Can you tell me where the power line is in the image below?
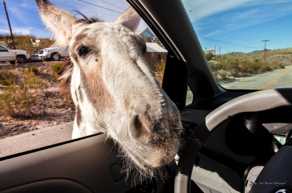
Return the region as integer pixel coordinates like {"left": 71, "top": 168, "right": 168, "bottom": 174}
{"left": 96, "top": 0, "right": 125, "bottom": 11}
{"left": 76, "top": 0, "right": 123, "bottom": 13}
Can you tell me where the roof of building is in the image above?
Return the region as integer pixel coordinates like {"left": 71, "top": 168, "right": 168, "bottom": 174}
{"left": 146, "top": 42, "right": 168, "bottom": 53}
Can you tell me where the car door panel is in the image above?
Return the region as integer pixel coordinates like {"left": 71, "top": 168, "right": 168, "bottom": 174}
{"left": 0, "top": 134, "right": 129, "bottom": 193}
{"left": 1, "top": 179, "right": 92, "bottom": 193}
{"left": 0, "top": 47, "right": 8, "bottom": 61}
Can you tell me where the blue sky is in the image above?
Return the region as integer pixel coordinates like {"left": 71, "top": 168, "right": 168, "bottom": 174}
{"left": 1, "top": 0, "right": 292, "bottom": 53}
{"left": 183, "top": 0, "right": 292, "bottom": 53}
{"left": 0, "top": 0, "right": 128, "bottom": 37}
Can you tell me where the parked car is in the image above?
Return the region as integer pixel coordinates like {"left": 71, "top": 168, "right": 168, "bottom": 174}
{"left": 31, "top": 46, "right": 68, "bottom": 61}
{"left": 0, "top": 45, "right": 29, "bottom": 63}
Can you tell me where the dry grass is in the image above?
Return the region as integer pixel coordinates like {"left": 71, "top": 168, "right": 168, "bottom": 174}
{"left": 207, "top": 52, "right": 286, "bottom": 81}
{"left": 51, "top": 62, "right": 66, "bottom": 76}
{"left": 0, "top": 71, "right": 18, "bottom": 86}
{"left": 0, "top": 68, "right": 47, "bottom": 118}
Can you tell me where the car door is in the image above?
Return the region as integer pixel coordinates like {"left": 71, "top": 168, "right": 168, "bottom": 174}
{"left": 0, "top": 133, "right": 130, "bottom": 193}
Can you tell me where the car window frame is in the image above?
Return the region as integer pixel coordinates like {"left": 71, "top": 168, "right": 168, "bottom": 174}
{"left": 0, "top": 46, "right": 8, "bottom": 52}
{"left": 0, "top": 0, "right": 181, "bottom": 159}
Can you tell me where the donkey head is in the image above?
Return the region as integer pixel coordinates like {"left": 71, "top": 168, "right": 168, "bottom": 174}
{"left": 36, "top": 0, "right": 183, "bottom": 173}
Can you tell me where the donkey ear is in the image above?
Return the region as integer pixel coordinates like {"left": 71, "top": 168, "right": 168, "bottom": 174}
{"left": 116, "top": 8, "right": 141, "bottom": 31}
{"left": 36, "top": 0, "right": 77, "bottom": 46}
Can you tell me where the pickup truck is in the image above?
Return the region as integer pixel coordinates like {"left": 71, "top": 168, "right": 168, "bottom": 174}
{"left": 31, "top": 46, "right": 68, "bottom": 61}
{"left": 0, "top": 45, "right": 29, "bottom": 63}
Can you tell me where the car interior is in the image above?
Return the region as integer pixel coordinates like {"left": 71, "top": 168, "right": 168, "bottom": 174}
{"left": 0, "top": 0, "right": 292, "bottom": 193}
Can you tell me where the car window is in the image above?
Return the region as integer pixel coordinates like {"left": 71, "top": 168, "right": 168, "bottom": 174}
{"left": 0, "top": 46, "right": 8, "bottom": 52}
{"left": 0, "top": 0, "right": 167, "bottom": 158}
{"left": 181, "top": 0, "right": 292, "bottom": 90}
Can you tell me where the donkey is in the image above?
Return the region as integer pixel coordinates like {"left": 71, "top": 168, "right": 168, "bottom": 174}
{"left": 36, "top": 0, "right": 183, "bottom": 175}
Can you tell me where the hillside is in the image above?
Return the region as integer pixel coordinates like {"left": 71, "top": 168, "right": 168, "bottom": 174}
{"left": 0, "top": 35, "right": 54, "bottom": 54}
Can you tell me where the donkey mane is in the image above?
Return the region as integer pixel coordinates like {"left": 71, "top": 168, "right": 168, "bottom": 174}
{"left": 74, "top": 10, "right": 101, "bottom": 24}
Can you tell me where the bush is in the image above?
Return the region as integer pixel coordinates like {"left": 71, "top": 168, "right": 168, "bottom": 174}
{"left": 51, "top": 63, "right": 65, "bottom": 75}
{"left": 0, "top": 71, "right": 18, "bottom": 86}
{"left": 0, "top": 69, "right": 46, "bottom": 118}
{"left": 205, "top": 52, "right": 215, "bottom": 61}
{"left": 209, "top": 55, "right": 284, "bottom": 81}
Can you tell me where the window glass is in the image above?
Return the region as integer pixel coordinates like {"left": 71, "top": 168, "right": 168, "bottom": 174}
{"left": 181, "top": 0, "right": 292, "bottom": 90}
{"left": 0, "top": 0, "right": 167, "bottom": 157}
{"left": 0, "top": 46, "right": 8, "bottom": 51}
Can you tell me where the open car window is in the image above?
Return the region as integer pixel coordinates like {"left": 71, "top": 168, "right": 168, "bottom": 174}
{"left": 181, "top": 0, "right": 292, "bottom": 90}
{"left": 0, "top": 0, "right": 167, "bottom": 158}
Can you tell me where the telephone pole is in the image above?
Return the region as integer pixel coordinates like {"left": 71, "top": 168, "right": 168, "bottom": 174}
{"left": 262, "top": 40, "right": 270, "bottom": 51}
{"left": 3, "top": 0, "right": 16, "bottom": 49}
{"left": 262, "top": 40, "right": 270, "bottom": 62}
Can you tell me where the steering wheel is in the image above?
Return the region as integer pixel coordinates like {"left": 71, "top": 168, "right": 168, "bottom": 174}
{"left": 175, "top": 89, "right": 292, "bottom": 193}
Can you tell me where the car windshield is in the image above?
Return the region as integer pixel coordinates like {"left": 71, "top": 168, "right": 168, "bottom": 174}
{"left": 181, "top": 0, "right": 292, "bottom": 90}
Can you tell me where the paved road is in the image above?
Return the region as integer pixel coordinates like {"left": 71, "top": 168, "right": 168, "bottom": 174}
{"left": 223, "top": 65, "right": 292, "bottom": 90}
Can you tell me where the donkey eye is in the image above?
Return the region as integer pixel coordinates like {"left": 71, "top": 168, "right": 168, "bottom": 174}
{"left": 77, "top": 45, "right": 91, "bottom": 57}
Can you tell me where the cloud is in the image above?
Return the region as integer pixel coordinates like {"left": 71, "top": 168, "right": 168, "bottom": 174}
{"left": 0, "top": 26, "right": 50, "bottom": 38}
{"left": 51, "top": 0, "right": 128, "bottom": 21}
{"left": 0, "top": 0, "right": 131, "bottom": 38}
{"left": 201, "top": 1, "right": 292, "bottom": 38}
{"left": 182, "top": 0, "right": 252, "bottom": 22}
{"left": 0, "top": 27, "right": 33, "bottom": 35}
{"left": 243, "top": 0, "right": 292, "bottom": 6}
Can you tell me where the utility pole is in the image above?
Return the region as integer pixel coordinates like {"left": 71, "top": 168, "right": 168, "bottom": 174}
{"left": 262, "top": 40, "right": 270, "bottom": 62}
{"left": 3, "top": 0, "right": 16, "bottom": 49}
{"left": 262, "top": 40, "right": 270, "bottom": 50}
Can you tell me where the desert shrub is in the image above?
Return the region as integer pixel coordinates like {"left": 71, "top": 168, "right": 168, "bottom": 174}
{"left": 0, "top": 85, "right": 36, "bottom": 118}
{"left": 30, "top": 66, "right": 39, "bottom": 75}
{"left": 205, "top": 52, "right": 215, "bottom": 61}
{"left": 22, "top": 68, "right": 46, "bottom": 89}
{"left": 0, "top": 69, "right": 46, "bottom": 118}
{"left": 0, "top": 71, "right": 18, "bottom": 86}
{"left": 51, "top": 62, "right": 66, "bottom": 76}
{"left": 209, "top": 55, "right": 284, "bottom": 81}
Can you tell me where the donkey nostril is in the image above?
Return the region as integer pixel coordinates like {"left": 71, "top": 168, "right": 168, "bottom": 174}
{"left": 130, "top": 114, "right": 151, "bottom": 140}
{"left": 131, "top": 115, "right": 143, "bottom": 138}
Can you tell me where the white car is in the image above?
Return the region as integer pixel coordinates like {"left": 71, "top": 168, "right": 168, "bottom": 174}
{"left": 31, "top": 46, "right": 68, "bottom": 61}
{"left": 0, "top": 45, "right": 29, "bottom": 64}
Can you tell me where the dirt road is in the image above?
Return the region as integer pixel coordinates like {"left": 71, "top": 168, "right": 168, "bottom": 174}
{"left": 223, "top": 65, "right": 292, "bottom": 90}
